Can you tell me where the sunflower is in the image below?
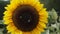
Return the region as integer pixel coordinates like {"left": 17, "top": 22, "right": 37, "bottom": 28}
{"left": 3, "top": 0, "right": 48, "bottom": 34}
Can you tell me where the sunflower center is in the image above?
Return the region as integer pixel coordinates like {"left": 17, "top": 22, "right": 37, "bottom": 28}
{"left": 12, "top": 5, "right": 39, "bottom": 32}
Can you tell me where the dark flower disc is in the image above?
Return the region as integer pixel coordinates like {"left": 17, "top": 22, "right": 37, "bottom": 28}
{"left": 12, "top": 5, "right": 39, "bottom": 32}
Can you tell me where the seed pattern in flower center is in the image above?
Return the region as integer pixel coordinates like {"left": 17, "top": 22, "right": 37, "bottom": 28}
{"left": 12, "top": 5, "right": 39, "bottom": 32}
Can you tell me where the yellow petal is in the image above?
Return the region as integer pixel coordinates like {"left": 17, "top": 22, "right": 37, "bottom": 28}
{"left": 11, "top": 32, "right": 15, "bottom": 34}
{"left": 39, "top": 22, "right": 47, "bottom": 28}
{"left": 15, "top": 30, "right": 22, "bottom": 34}
{"left": 32, "top": 28, "right": 41, "bottom": 34}
{"left": 7, "top": 23, "right": 16, "bottom": 32}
